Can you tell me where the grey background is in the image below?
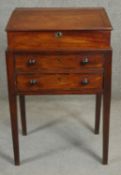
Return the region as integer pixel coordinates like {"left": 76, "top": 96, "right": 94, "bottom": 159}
{"left": 0, "top": 0, "right": 120, "bottom": 98}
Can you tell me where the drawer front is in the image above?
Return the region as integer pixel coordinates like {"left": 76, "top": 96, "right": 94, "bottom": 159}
{"left": 15, "top": 54, "right": 104, "bottom": 73}
{"left": 16, "top": 74, "right": 103, "bottom": 92}
{"left": 8, "top": 31, "right": 110, "bottom": 51}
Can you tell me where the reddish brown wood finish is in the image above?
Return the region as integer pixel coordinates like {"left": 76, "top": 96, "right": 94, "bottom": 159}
{"left": 16, "top": 74, "right": 103, "bottom": 92}
{"left": 5, "top": 8, "right": 112, "bottom": 165}
{"left": 95, "top": 93, "right": 102, "bottom": 134}
{"left": 19, "top": 95, "right": 27, "bottom": 135}
{"left": 6, "top": 51, "right": 20, "bottom": 165}
{"left": 8, "top": 31, "right": 110, "bottom": 51}
{"left": 103, "top": 51, "right": 112, "bottom": 164}
{"left": 15, "top": 53, "right": 104, "bottom": 72}
{"left": 6, "top": 8, "right": 112, "bottom": 31}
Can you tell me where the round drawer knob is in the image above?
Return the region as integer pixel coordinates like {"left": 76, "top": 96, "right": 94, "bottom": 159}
{"left": 55, "top": 31, "right": 63, "bottom": 38}
{"left": 81, "top": 57, "right": 89, "bottom": 65}
{"left": 81, "top": 78, "right": 89, "bottom": 85}
{"left": 28, "top": 59, "right": 36, "bottom": 65}
{"left": 29, "top": 79, "right": 37, "bottom": 85}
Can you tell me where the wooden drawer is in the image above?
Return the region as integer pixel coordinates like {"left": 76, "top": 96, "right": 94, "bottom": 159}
{"left": 15, "top": 53, "right": 104, "bottom": 73}
{"left": 16, "top": 74, "right": 103, "bottom": 93}
{"left": 8, "top": 31, "right": 110, "bottom": 51}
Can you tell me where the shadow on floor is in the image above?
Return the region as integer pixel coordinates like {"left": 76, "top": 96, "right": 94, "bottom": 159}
{"left": 0, "top": 150, "right": 13, "bottom": 164}
{"left": 22, "top": 146, "right": 68, "bottom": 165}
{"left": 27, "top": 118, "right": 64, "bottom": 135}
{"left": 53, "top": 126, "right": 102, "bottom": 164}
{"left": 21, "top": 120, "right": 101, "bottom": 164}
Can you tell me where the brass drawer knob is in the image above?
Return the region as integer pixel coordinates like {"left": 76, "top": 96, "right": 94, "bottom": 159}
{"left": 28, "top": 59, "right": 36, "bottom": 65}
{"left": 81, "top": 78, "right": 89, "bottom": 85}
{"left": 55, "top": 31, "right": 63, "bottom": 38}
{"left": 81, "top": 57, "right": 89, "bottom": 65}
{"left": 29, "top": 79, "right": 37, "bottom": 85}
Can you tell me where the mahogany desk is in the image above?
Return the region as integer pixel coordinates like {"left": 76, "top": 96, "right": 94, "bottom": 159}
{"left": 5, "top": 8, "right": 112, "bottom": 165}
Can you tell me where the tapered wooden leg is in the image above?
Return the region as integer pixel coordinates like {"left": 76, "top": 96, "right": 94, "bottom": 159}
{"left": 9, "top": 94, "right": 20, "bottom": 165}
{"left": 95, "top": 94, "right": 101, "bottom": 134}
{"left": 103, "top": 91, "right": 111, "bottom": 164}
{"left": 6, "top": 51, "right": 20, "bottom": 165}
{"left": 19, "top": 95, "right": 27, "bottom": 136}
{"left": 102, "top": 51, "right": 112, "bottom": 165}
